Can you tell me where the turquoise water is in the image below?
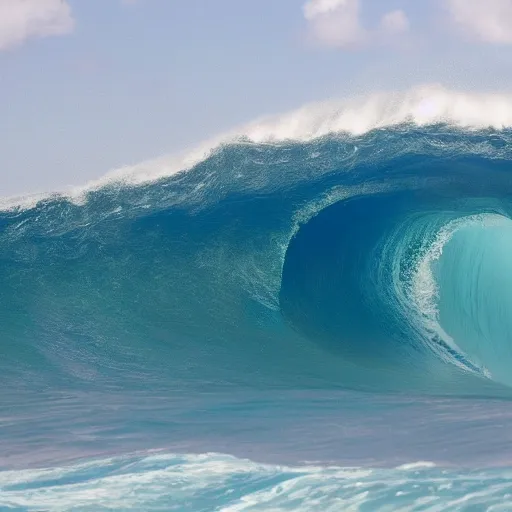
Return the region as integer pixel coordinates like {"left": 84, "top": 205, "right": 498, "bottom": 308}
{"left": 435, "top": 216, "right": 512, "bottom": 387}
{"left": 3, "top": 121, "right": 512, "bottom": 510}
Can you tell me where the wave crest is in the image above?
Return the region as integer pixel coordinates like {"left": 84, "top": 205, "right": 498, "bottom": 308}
{"left": 4, "top": 85, "right": 512, "bottom": 211}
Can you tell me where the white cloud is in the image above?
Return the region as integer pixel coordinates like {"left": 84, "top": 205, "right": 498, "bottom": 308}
{"left": 0, "top": 0, "right": 74, "bottom": 51}
{"left": 303, "top": 0, "right": 409, "bottom": 48}
{"left": 447, "top": 0, "right": 512, "bottom": 44}
{"left": 303, "top": 0, "right": 365, "bottom": 48}
{"left": 380, "top": 9, "right": 409, "bottom": 34}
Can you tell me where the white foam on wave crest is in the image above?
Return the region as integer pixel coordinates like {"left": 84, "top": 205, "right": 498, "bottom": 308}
{"left": 3, "top": 84, "right": 512, "bottom": 211}
{"left": 243, "top": 84, "right": 512, "bottom": 142}
{"left": 2, "top": 451, "right": 512, "bottom": 511}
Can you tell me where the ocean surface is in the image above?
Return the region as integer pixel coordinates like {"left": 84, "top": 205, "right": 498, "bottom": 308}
{"left": 3, "top": 86, "right": 512, "bottom": 510}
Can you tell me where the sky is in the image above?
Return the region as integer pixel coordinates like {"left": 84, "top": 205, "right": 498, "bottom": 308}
{"left": 1, "top": 0, "right": 512, "bottom": 196}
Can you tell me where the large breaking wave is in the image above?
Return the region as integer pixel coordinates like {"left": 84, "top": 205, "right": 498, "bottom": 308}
{"left": 3, "top": 85, "right": 512, "bottom": 509}
{"left": 3, "top": 85, "right": 512, "bottom": 396}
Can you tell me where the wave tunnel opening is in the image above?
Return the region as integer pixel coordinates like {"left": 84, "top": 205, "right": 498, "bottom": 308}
{"left": 279, "top": 184, "right": 512, "bottom": 397}
{"left": 434, "top": 214, "right": 512, "bottom": 388}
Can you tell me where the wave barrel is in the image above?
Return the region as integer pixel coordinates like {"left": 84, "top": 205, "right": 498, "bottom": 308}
{"left": 435, "top": 215, "right": 512, "bottom": 387}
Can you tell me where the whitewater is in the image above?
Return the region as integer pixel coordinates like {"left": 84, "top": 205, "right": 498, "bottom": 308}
{"left": 3, "top": 85, "right": 512, "bottom": 510}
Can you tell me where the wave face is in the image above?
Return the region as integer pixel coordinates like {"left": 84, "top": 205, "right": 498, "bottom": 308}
{"left": 4, "top": 89, "right": 512, "bottom": 509}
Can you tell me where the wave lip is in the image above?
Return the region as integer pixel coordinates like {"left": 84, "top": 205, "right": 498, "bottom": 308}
{"left": 4, "top": 85, "right": 512, "bottom": 211}
{"left": 244, "top": 84, "right": 512, "bottom": 142}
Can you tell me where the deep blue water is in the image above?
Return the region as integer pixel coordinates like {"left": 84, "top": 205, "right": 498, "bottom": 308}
{"left": 3, "top": 125, "right": 512, "bottom": 510}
